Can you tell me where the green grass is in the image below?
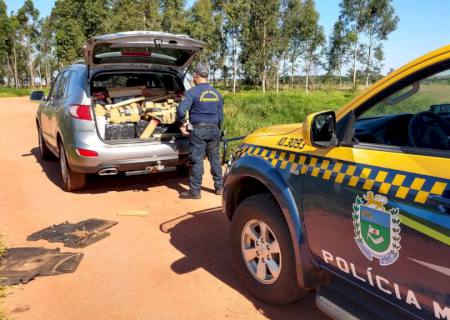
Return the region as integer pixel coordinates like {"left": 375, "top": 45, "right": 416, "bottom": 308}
{"left": 0, "top": 87, "right": 49, "bottom": 97}
{"left": 222, "top": 89, "right": 356, "bottom": 138}
{"left": 220, "top": 89, "right": 357, "bottom": 159}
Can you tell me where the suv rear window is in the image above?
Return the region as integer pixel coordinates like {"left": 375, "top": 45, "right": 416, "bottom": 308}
{"left": 93, "top": 44, "right": 193, "bottom": 66}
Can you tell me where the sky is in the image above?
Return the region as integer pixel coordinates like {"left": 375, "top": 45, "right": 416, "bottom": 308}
{"left": 5, "top": 0, "right": 450, "bottom": 74}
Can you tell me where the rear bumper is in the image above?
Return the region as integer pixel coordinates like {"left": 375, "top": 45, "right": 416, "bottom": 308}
{"left": 66, "top": 131, "right": 189, "bottom": 174}
{"left": 69, "top": 155, "right": 186, "bottom": 174}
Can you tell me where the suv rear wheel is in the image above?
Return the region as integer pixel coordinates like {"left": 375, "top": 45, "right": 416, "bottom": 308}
{"left": 230, "top": 193, "right": 304, "bottom": 305}
{"left": 59, "top": 144, "right": 86, "bottom": 191}
{"left": 38, "top": 126, "right": 53, "bottom": 160}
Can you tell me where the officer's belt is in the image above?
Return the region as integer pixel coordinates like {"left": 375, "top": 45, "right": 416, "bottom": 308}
{"left": 192, "top": 123, "right": 218, "bottom": 128}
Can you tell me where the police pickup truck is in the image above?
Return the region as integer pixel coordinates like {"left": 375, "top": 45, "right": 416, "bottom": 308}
{"left": 222, "top": 46, "right": 450, "bottom": 320}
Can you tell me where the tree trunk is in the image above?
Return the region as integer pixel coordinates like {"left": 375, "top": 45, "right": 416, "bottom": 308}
{"left": 276, "top": 64, "right": 279, "bottom": 93}
{"left": 290, "top": 53, "right": 295, "bottom": 88}
{"left": 261, "top": 24, "right": 266, "bottom": 93}
{"left": 45, "top": 58, "right": 50, "bottom": 87}
{"left": 352, "top": 38, "right": 358, "bottom": 91}
{"left": 223, "top": 69, "right": 227, "bottom": 88}
{"left": 305, "top": 57, "right": 310, "bottom": 93}
{"left": 37, "top": 64, "right": 42, "bottom": 88}
{"left": 13, "top": 40, "right": 19, "bottom": 88}
{"left": 232, "top": 34, "right": 237, "bottom": 94}
{"left": 211, "top": 66, "right": 216, "bottom": 86}
{"left": 6, "top": 55, "right": 13, "bottom": 87}
{"left": 365, "top": 33, "right": 373, "bottom": 90}
{"left": 28, "top": 28, "right": 34, "bottom": 88}
{"left": 262, "top": 72, "right": 266, "bottom": 93}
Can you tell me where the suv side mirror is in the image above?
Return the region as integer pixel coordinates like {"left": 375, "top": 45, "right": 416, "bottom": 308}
{"left": 302, "top": 111, "right": 337, "bottom": 148}
{"left": 30, "top": 90, "right": 45, "bottom": 101}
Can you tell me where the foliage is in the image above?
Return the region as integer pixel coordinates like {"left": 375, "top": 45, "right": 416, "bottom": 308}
{"left": 240, "top": 0, "right": 281, "bottom": 92}
{"left": 107, "top": 0, "right": 162, "bottom": 32}
{"left": 186, "top": 0, "right": 224, "bottom": 84}
{"left": 222, "top": 89, "right": 356, "bottom": 138}
{"left": 161, "top": 0, "right": 186, "bottom": 33}
{"left": 338, "top": 0, "right": 398, "bottom": 90}
{"left": 326, "top": 18, "right": 351, "bottom": 86}
{"left": 0, "top": 0, "right": 398, "bottom": 91}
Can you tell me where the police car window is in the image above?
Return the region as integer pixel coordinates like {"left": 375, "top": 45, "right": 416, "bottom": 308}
{"left": 353, "top": 68, "right": 450, "bottom": 151}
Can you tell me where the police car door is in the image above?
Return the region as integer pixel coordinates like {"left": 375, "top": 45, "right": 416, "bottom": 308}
{"left": 302, "top": 65, "right": 450, "bottom": 319}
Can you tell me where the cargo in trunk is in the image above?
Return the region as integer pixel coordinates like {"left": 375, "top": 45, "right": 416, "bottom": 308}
{"left": 91, "top": 72, "right": 185, "bottom": 142}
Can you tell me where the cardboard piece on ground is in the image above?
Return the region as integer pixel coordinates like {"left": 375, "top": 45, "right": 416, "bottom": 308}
{"left": 118, "top": 210, "right": 149, "bottom": 217}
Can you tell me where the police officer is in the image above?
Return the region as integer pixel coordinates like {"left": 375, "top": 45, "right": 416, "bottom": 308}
{"left": 177, "top": 63, "right": 224, "bottom": 199}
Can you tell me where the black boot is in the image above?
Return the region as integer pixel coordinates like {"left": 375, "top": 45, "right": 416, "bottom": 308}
{"left": 180, "top": 190, "right": 201, "bottom": 199}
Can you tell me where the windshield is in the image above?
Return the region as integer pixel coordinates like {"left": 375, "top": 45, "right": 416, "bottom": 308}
{"left": 93, "top": 44, "right": 194, "bottom": 66}
{"left": 359, "top": 69, "right": 450, "bottom": 119}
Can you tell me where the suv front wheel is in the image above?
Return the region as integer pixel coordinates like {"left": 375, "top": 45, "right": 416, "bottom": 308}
{"left": 230, "top": 193, "right": 304, "bottom": 305}
{"left": 59, "top": 144, "right": 86, "bottom": 191}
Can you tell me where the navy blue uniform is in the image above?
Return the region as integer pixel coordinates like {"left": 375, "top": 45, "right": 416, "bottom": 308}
{"left": 177, "top": 83, "right": 224, "bottom": 194}
{"left": 177, "top": 83, "right": 223, "bottom": 125}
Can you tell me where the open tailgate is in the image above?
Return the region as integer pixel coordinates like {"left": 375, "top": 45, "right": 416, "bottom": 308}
{"left": 82, "top": 31, "right": 205, "bottom": 70}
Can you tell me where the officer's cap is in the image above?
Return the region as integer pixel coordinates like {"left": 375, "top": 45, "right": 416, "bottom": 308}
{"left": 194, "top": 63, "right": 209, "bottom": 78}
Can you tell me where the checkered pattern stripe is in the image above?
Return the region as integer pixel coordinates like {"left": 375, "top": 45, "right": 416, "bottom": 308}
{"left": 234, "top": 145, "right": 448, "bottom": 205}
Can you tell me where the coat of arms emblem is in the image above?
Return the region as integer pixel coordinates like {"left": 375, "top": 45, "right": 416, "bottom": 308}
{"left": 352, "top": 191, "right": 401, "bottom": 266}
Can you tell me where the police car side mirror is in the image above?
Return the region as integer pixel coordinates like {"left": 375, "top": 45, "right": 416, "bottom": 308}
{"left": 302, "top": 111, "right": 337, "bottom": 148}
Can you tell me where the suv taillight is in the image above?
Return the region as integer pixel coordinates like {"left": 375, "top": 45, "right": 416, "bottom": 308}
{"left": 68, "top": 105, "right": 92, "bottom": 120}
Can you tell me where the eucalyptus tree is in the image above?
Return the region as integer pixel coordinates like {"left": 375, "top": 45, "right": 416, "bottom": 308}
{"left": 108, "top": 0, "right": 162, "bottom": 32}
{"left": 338, "top": 0, "right": 368, "bottom": 91}
{"left": 240, "top": 0, "right": 281, "bottom": 92}
{"left": 362, "top": 0, "right": 398, "bottom": 88}
{"left": 17, "top": 0, "right": 40, "bottom": 87}
{"left": 327, "top": 18, "right": 351, "bottom": 88}
{"left": 223, "top": 0, "right": 248, "bottom": 93}
{"left": 161, "top": 0, "right": 186, "bottom": 33}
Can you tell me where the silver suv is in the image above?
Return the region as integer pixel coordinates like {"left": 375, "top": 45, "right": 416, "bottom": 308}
{"left": 32, "top": 31, "right": 205, "bottom": 191}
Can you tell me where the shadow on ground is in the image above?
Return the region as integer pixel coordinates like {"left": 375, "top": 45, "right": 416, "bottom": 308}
{"left": 26, "top": 147, "right": 216, "bottom": 195}
{"left": 161, "top": 207, "right": 329, "bottom": 320}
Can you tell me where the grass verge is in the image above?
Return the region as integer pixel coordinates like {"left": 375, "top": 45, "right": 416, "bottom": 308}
{"left": 222, "top": 89, "right": 356, "bottom": 138}
{"left": 0, "top": 87, "right": 49, "bottom": 98}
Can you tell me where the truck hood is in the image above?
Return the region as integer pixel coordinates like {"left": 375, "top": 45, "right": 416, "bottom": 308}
{"left": 82, "top": 31, "right": 205, "bottom": 70}
{"left": 244, "top": 123, "right": 303, "bottom": 147}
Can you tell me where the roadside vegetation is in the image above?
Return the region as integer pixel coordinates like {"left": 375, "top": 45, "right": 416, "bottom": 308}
{"left": 0, "top": 87, "right": 49, "bottom": 98}
{"left": 223, "top": 89, "right": 357, "bottom": 138}
{"left": 0, "top": 0, "right": 398, "bottom": 94}
{"left": 0, "top": 88, "right": 36, "bottom": 98}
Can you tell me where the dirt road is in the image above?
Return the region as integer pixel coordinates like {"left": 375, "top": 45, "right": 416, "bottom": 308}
{"left": 0, "top": 97, "right": 327, "bottom": 320}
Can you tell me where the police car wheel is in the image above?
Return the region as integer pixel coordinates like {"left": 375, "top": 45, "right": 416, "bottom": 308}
{"left": 231, "top": 193, "right": 304, "bottom": 305}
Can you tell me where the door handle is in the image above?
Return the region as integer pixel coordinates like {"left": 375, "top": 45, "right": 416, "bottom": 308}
{"left": 428, "top": 194, "right": 450, "bottom": 213}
